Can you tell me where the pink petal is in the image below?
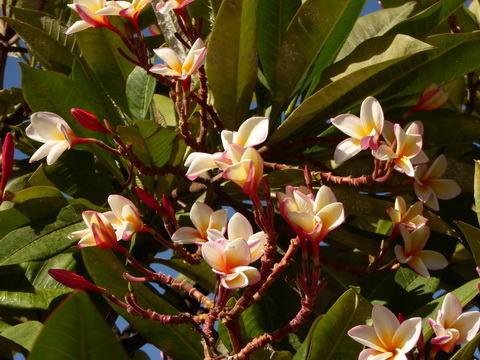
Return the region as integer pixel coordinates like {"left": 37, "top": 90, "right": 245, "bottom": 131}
{"left": 394, "top": 245, "right": 411, "bottom": 264}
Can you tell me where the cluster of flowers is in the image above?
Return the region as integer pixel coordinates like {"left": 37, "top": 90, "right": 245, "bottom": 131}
{"left": 349, "top": 293, "right": 480, "bottom": 359}
{"left": 332, "top": 96, "right": 461, "bottom": 211}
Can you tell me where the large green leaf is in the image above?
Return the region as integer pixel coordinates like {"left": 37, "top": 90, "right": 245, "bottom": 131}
{"left": 126, "top": 67, "right": 156, "bottom": 123}
{"left": 0, "top": 250, "right": 78, "bottom": 311}
{"left": 82, "top": 248, "right": 204, "bottom": 359}
{"left": 29, "top": 291, "right": 129, "bottom": 360}
{"left": 268, "top": 34, "right": 433, "bottom": 144}
{"left": 0, "top": 203, "right": 84, "bottom": 266}
{"left": 293, "top": 289, "right": 371, "bottom": 360}
{"left": 450, "top": 331, "right": 480, "bottom": 360}
{"left": 0, "top": 321, "right": 43, "bottom": 355}
{"left": 271, "top": 0, "right": 360, "bottom": 118}
{"left": 117, "top": 121, "right": 178, "bottom": 168}
{"left": 456, "top": 221, "right": 480, "bottom": 268}
{"left": 257, "top": 0, "right": 301, "bottom": 90}
{"left": 2, "top": 7, "right": 76, "bottom": 74}
{"left": 206, "top": 0, "right": 258, "bottom": 130}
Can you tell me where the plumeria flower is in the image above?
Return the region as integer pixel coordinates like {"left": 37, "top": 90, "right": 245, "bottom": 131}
{"left": 202, "top": 237, "right": 261, "bottom": 289}
{"left": 394, "top": 225, "right": 448, "bottom": 278}
{"left": 429, "top": 293, "right": 480, "bottom": 353}
{"left": 331, "top": 96, "right": 384, "bottom": 164}
{"left": 26, "top": 112, "right": 79, "bottom": 165}
{"left": 95, "top": 0, "right": 152, "bottom": 28}
{"left": 215, "top": 144, "right": 264, "bottom": 197}
{"left": 66, "top": 0, "right": 117, "bottom": 35}
{"left": 277, "top": 185, "right": 344, "bottom": 251}
{"left": 206, "top": 212, "right": 267, "bottom": 262}
{"left": 376, "top": 122, "right": 429, "bottom": 177}
{"left": 348, "top": 304, "right": 422, "bottom": 360}
{"left": 171, "top": 202, "right": 228, "bottom": 244}
{"left": 70, "top": 210, "right": 105, "bottom": 247}
{"left": 150, "top": 38, "right": 206, "bottom": 80}
{"left": 386, "top": 196, "right": 428, "bottom": 231}
{"left": 185, "top": 116, "right": 269, "bottom": 181}
{"left": 156, "top": 0, "right": 195, "bottom": 14}
{"left": 105, "top": 194, "right": 144, "bottom": 240}
{"left": 414, "top": 155, "right": 461, "bottom": 211}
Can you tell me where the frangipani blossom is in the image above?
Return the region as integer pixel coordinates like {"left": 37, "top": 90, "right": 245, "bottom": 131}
{"left": 95, "top": 0, "right": 152, "bottom": 26}
{"left": 414, "top": 155, "right": 461, "bottom": 211}
{"left": 202, "top": 237, "right": 261, "bottom": 289}
{"left": 376, "top": 122, "right": 428, "bottom": 177}
{"left": 348, "top": 304, "right": 422, "bottom": 360}
{"left": 394, "top": 225, "right": 448, "bottom": 278}
{"left": 70, "top": 210, "right": 104, "bottom": 247}
{"left": 156, "top": 0, "right": 195, "bottom": 14}
{"left": 26, "top": 112, "right": 79, "bottom": 165}
{"left": 429, "top": 293, "right": 480, "bottom": 353}
{"left": 105, "top": 194, "right": 144, "bottom": 240}
{"left": 387, "top": 196, "right": 428, "bottom": 231}
{"left": 150, "top": 38, "right": 206, "bottom": 80}
{"left": 332, "top": 96, "right": 384, "bottom": 164}
{"left": 171, "top": 202, "right": 228, "bottom": 244}
{"left": 277, "top": 185, "right": 344, "bottom": 250}
{"left": 206, "top": 212, "right": 267, "bottom": 262}
{"left": 66, "top": 0, "right": 115, "bottom": 35}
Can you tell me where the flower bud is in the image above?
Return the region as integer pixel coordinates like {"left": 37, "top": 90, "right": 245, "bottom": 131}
{"left": 407, "top": 84, "right": 448, "bottom": 115}
{"left": 71, "top": 108, "right": 110, "bottom": 134}
{"left": 48, "top": 269, "right": 104, "bottom": 292}
{"left": 1, "top": 133, "right": 14, "bottom": 195}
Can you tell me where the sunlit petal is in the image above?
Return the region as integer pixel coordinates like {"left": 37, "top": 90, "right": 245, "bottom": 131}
{"left": 372, "top": 304, "right": 399, "bottom": 349}
{"left": 334, "top": 137, "right": 362, "bottom": 164}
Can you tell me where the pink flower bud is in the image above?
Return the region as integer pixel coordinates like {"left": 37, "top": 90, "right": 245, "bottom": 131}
{"left": 91, "top": 213, "right": 126, "bottom": 253}
{"left": 135, "top": 186, "right": 165, "bottom": 218}
{"left": 1, "top": 133, "right": 14, "bottom": 195}
{"left": 48, "top": 269, "right": 104, "bottom": 292}
{"left": 71, "top": 108, "right": 110, "bottom": 134}
{"left": 162, "top": 194, "right": 178, "bottom": 227}
{"left": 407, "top": 84, "right": 448, "bottom": 115}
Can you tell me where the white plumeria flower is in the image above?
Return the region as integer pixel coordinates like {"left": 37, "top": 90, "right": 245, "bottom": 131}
{"left": 394, "top": 225, "right": 448, "bottom": 278}
{"left": 414, "top": 155, "right": 461, "bottom": 211}
{"left": 376, "top": 122, "right": 429, "bottom": 177}
{"left": 105, "top": 195, "right": 144, "bottom": 240}
{"left": 348, "top": 304, "right": 422, "bottom": 360}
{"left": 277, "top": 185, "right": 344, "bottom": 248}
{"left": 206, "top": 212, "right": 267, "bottom": 262}
{"left": 429, "top": 293, "right": 480, "bottom": 353}
{"left": 26, "top": 112, "right": 78, "bottom": 165}
{"left": 95, "top": 0, "right": 152, "bottom": 24}
{"left": 150, "top": 38, "right": 206, "bottom": 80}
{"left": 201, "top": 237, "right": 261, "bottom": 290}
{"left": 156, "top": 0, "right": 195, "bottom": 14}
{"left": 386, "top": 196, "right": 428, "bottom": 231}
{"left": 171, "top": 202, "right": 228, "bottom": 244}
{"left": 331, "top": 96, "right": 384, "bottom": 164}
{"left": 66, "top": 0, "right": 113, "bottom": 35}
{"left": 70, "top": 211, "right": 106, "bottom": 247}
{"left": 185, "top": 116, "right": 269, "bottom": 180}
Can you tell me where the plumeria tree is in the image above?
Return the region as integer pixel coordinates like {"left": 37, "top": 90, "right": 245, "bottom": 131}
{"left": 2, "top": 0, "right": 480, "bottom": 359}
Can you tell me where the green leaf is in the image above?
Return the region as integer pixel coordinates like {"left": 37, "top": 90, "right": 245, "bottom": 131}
{"left": 117, "top": 121, "right": 178, "bottom": 168}
{"left": 73, "top": 25, "right": 135, "bottom": 116}
{"left": 82, "top": 248, "right": 204, "bottom": 359}
{"left": 272, "top": 0, "right": 361, "bottom": 118}
{"left": 450, "top": 331, "right": 480, "bottom": 360}
{"left": 206, "top": 0, "right": 258, "bottom": 130}
{"left": 29, "top": 291, "right": 129, "bottom": 360}
{"left": 2, "top": 7, "right": 76, "bottom": 74}
{"left": 0, "top": 203, "right": 84, "bottom": 266}
{"left": 153, "top": 94, "right": 178, "bottom": 128}
{"left": 268, "top": 34, "right": 433, "bottom": 144}
{"left": 126, "top": 67, "right": 156, "bottom": 123}
{"left": 0, "top": 250, "right": 78, "bottom": 310}
{"left": 456, "top": 221, "right": 480, "bottom": 268}
{"left": 294, "top": 288, "right": 371, "bottom": 360}
{"left": 475, "top": 161, "right": 480, "bottom": 226}
{"left": 257, "top": 0, "right": 301, "bottom": 90}
{"left": 0, "top": 321, "right": 43, "bottom": 354}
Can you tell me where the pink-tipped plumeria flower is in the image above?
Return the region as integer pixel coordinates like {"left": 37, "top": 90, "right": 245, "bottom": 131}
{"left": 202, "top": 237, "right": 261, "bottom": 290}
{"left": 348, "top": 304, "right": 422, "bottom": 360}
{"left": 156, "top": 0, "right": 195, "bottom": 14}
{"left": 150, "top": 38, "right": 206, "bottom": 80}
{"left": 406, "top": 83, "right": 449, "bottom": 116}
{"left": 429, "top": 293, "right": 480, "bottom": 353}
{"left": 0, "top": 133, "right": 14, "bottom": 200}
{"left": 185, "top": 116, "right": 269, "bottom": 181}
{"left": 331, "top": 96, "right": 384, "bottom": 164}
{"left": 376, "top": 122, "right": 429, "bottom": 177}
{"left": 394, "top": 225, "right": 448, "bottom": 278}
{"left": 207, "top": 212, "right": 267, "bottom": 262}
{"left": 70, "top": 211, "right": 106, "bottom": 247}
{"left": 105, "top": 194, "right": 144, "bottom": 240}
{"left": 95, "top": 0, "right": 152, "bottom": 28}
{"left": 66, "top": 0, "right": 116, "bottom": 35}
{"left": 387, "top": 196, "right": 428, "bottom": 231}
{"left": 171, "top": 202, "right": 228, "bottom": 244}
{"left": 414, "top": 155, "right": 461, "bottom": 211}
{"left": 215, "top": 144, "right": 264, "bottom": 197}
{"left": 26, "top": 112, "right": 80, "bottom": 165}
{"left": 277, "top": 185, "right": 344, "bottom": 250}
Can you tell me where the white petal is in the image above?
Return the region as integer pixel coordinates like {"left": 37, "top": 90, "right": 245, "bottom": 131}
{"left": 372, "top": 304, "right": 399, "bottom": 349}
{"left": 65, "top": 20, "right": 92, "bottom": 35}
{"left": 184, "top": 152, "right": 218, "bottom": 180}
{"left": 392, "top": 317, "right": 422, "bottom": 353}
{"left": 348, "top": 325, "right": 386, "bottom": 352}
{"left": 332, "top": 114, "right": 364, "bottom": 138}
{"left": 233, "top": 117, "right": 269, "bottom": 148}
{"left": 46, "top": 141, "right": 69, "bottom": 165}
{"left": 228, "top": 212, "right": 253, "bottom": 241}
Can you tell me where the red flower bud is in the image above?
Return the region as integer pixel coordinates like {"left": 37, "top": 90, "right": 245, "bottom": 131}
{"left": 162, "top": 194, "right": 178, "bottom": 227}
{"left": 48, "top": 269, "right": 104, "bottom": 292}
{"left": 71, "top": 108, "right": 110, "bottom": 134}
{"left": 1, "top": 133, "right": 14, "bottom": 195}
{"left": 135, "top": 186, "right": 165, "bottom": 217}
